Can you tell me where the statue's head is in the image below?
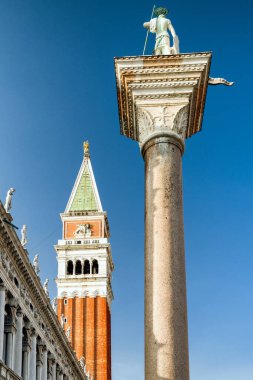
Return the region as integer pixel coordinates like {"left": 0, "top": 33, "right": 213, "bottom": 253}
{"left": 154, "top": 7, "right": 168, "bottom": 17}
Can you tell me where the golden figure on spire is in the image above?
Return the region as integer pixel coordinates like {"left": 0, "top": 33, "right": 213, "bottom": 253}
{"left": 83, "top": 140, "right": 90, "bottom": 156}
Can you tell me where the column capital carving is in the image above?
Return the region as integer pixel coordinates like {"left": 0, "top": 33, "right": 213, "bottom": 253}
{"left": 0, "top": 277, "right": 5, "bottom": 291}
{"left": 36, "top": 342, "right": 45, "bottom": 365}
{"left": 16, "top": 308, "right": 23, "bottom": 319}
{"left": 30, "top": 327, "right": 37, "bottom": 337}
{"left": 137, "top": 104, "right": 189, "bottom": 153}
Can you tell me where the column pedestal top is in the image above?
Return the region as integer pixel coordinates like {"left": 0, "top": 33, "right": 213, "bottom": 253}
{"left": 114, "top": 53, "right": 212, "bottom": 145}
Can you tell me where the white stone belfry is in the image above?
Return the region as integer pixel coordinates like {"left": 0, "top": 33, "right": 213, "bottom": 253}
{"left": 115, "top": 53, "right": 212, "bottom": 380}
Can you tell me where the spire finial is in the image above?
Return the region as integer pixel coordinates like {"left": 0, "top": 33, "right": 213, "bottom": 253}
{"left": 83, "top": 140, "right": 90, "bottom": 157}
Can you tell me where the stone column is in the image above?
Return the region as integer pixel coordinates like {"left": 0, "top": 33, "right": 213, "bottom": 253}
{"left": 36, "top": 341, "right": 44, "bottom": 380}
{"left": 143, "top": 135, "right": 189, "bottom": 379}
{"left": 52, "top": 360, "right": 56, "bottom": 380}
{"left": 114, "top": 53, "right": 212, "bottom": 380}
{"left": 29, "top": 329, "right": 37, "bottom": 379}
{"left": 0, "top": 282, "right": 5, "bottom": 361}
{"left": 6, "top": 331, "right": 14, "bottom": 367}
{"left": 22, "top": 324, "right": 31, "bottom": 380}
{"left": 41, "top": 347, "right": 48, "bottom": 380}
{"left": 14, "top": 309, "right": 23, "bottom": 375}
{"left": 56, "top": 365, "right": 60, "bottom": 380}
{"left": 22, "top": 349, "right": 29, "bottom": 380}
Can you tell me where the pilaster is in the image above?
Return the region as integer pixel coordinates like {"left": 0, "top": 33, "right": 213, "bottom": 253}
{"left": 14, "top": 309, "right": 23, "bottom": 376}
{"left": 29, "top": 328, "right": 37, "bottom": 380}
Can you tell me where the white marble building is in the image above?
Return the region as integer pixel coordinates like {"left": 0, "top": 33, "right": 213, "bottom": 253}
{"left": 0, "top": 201, "right": 88, "bottom": 380}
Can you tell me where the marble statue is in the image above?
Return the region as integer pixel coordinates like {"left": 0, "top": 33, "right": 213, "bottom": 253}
{"left": 33, "top": 255, "right": 40, "bottom": 275}
{"left": 60, "top": 314, "right": 65, "bottom": 327}
{"left": 43, "top": 279, "right": 49, "bottom": 297}
{"left": 4, "top": 188, "right": 15, "bottom": 213}
{"left": 79, "top": 357, "right": 85, "bottom": 370}
{"left": 21, "top": 225, "right": 28, "bottom": 248}
{"left": 144, "top": 7, "right": 179, "bottom": 55}
{"left": 51, "top": 297, "right": 57, "bottom": 312}
{"left": 66, "top": 326, "right": 71, "bottom": 340}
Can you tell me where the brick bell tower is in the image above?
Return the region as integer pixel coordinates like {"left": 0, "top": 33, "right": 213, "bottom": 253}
{"left": 55, "top": 141, "right": 114, "bottom": 380}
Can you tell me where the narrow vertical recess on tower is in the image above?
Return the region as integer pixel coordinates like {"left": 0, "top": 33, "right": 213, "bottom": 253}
{"left": 55, "top": 143, "right": 114, "bottom": 380}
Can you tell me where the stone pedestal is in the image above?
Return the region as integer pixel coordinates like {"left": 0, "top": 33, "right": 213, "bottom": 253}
{"left": 115, "top": 53, "right": 212, "bottom": 380}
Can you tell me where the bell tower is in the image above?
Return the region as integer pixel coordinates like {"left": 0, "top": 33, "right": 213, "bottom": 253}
{"left": 55, "top": 142, "right": 114, "bottom": 380}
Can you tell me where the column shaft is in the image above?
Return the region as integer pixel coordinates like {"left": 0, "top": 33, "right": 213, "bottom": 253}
{"left": 29, "top": 332, "right": 37, "bottom": 379}
{"left": 14, "top": 312, "right": 23, "bottom": 375}
{"left": 0, "top": 285, "right": 5, "bottom": 360}
{"left": 22, "top": 350, "right": 29, "bottom": 380}
{"left": 36, "top": 365, "right": 42, "bottom": 380}
{"left": 41, "top": 349, "right": 48, "bottom": 380}
{"left": 6, "top": 332, "right": 13, "bottom": 368}
{"left": 52, "top": 362, "right": 56, "bottom": 380}
{"left": 143, "top": 137, "right": 189, "bottom": 380}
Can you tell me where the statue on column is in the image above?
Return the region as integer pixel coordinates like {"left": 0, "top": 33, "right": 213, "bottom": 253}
{"left": 4, "top": 188, "right": 15, "bottom": 213}
{"left": 143, "top": 7, "right": 179, "bottom": 55}
{"left": 33, "top": 255, "right": 40, "bottom": 275}
{"left": 21, "top": 225, "right": 28, "bottom": 248}
{"left": 43, "top": 279, "right": 49, "bottom": 297}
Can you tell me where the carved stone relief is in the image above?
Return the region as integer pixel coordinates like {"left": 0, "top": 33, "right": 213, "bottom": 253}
{"left": 137, "top": 104, "right": 189, "bottom": 144}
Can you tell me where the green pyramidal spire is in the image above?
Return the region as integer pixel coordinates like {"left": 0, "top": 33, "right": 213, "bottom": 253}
{"left": 65, "top": 142, "right": 102, "bottom": 213}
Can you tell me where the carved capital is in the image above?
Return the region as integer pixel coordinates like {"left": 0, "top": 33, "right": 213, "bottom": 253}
{"left": 137, "top": 104, "right": 189, "bottom": 152}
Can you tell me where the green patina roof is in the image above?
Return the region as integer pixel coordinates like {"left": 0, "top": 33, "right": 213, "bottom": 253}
{"left": 69, "top": 165, "right": 98, "bottom": 211}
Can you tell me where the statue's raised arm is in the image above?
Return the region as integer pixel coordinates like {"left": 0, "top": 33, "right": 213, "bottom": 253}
{"left": 143, "top": 7, "right": 180, "bottom": 55}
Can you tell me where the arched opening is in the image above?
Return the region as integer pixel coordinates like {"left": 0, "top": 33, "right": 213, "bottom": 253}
{"left": 92, "top": 260, "right": 99, "bottom": 274}
{"left": 67, "top": 261, "right": 73, "bottom": 275}
{"left": 75, "top": 260, "right": 82, "bottom": 275}
{"left": 83, "top": 260, "right": 90, "bottom": 275}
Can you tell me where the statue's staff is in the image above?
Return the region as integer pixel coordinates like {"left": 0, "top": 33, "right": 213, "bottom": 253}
{"left": 143, "top": 4, "right": 156, "bottom": 55}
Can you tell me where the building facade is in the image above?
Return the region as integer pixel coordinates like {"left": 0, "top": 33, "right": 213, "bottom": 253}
{"left": 55, "top": 143, "right": 114, "bottom": 380}
{"left": 0, "top": 202, "right": 88, "bottom": 380}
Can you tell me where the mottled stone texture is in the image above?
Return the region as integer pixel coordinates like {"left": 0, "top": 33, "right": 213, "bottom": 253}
{"left": 143, "top": 136, "right": 189, "bottom": 380}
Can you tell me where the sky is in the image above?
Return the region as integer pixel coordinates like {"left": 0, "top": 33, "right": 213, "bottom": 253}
{"left": 0, "top": 0, "right": 252, "bottom": 379}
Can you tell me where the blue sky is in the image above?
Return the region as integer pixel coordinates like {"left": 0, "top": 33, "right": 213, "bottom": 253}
{"left": 0, "top": 0, "right": 252, "bottom": 379}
